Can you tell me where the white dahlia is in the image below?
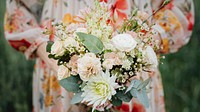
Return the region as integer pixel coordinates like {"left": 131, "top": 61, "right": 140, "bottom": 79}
{"left": 81, "top": 71, "right": 119, "bottom": 110}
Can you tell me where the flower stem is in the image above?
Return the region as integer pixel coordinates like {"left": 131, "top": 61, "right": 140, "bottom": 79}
{"left": 141, "top": 0, "right": 171, "bottom": 25}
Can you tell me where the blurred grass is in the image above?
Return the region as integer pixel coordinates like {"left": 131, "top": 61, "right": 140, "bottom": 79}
{"left": 0, "top": 0, "right": 200, "bottom": 112}
{"left": 160, "top": 0, "right": 200, "bottom": 111}
{"left": 0, "top": 0, "right": 34, "bottom": 112}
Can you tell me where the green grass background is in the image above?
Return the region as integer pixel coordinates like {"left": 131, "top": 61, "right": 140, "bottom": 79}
{"left": 0, "top": 0, "right": 200, "bottom": 112}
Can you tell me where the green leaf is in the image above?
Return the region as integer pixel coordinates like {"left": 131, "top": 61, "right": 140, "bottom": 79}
{"left": 76, "top": 32, "right": 103, "bottom": 54}
{"left": 136, "top": 89, "right": 149, "bottom": 108}
{"left": 46, "top": 41, "right": 54, "bottom": 53}
{"left": 144, "top": 3, "right": 148, "bottom": 9}
{"left": 48, "top": 54, "right": 55, "bottom": 59}
{"left": 130, "top": 88, "right": 137, "bottom": 98}
{"left": 59, "top": 75, "right": 82, "bottom": 93}
{"left": 64, "top": 2, "right": 68, "bottom": 7}
{"left": 116, "top": 90, "right": 132, "bottom": 102}
{"left": 71, "top": 92, "right": 83, "bottom": 104}
{"left": 126, "top": 79, "right": 141, "bottom": 93}
{"left": 137, "top": 78, "right": 151, "bottom": 90}
{"left": 131, "top": 8, "right": 138, "bottom": 17}
{"left": 111, "top": 96, "right": 122, "bottom": 106}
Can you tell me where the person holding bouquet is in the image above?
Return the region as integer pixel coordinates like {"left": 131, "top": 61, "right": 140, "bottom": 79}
{"left": 4, "top": 0, "right": 194, "bottom": 112}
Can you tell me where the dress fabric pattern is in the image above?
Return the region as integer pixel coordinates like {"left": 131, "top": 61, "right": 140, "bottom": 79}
{"left": 4, "top": 0, "right": 194, "bottom": 112}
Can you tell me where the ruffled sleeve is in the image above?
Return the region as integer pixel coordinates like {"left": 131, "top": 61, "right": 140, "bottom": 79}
{"left": 151, "top": 0, "right": 194, "bottom": 53}
{"left": 4, "top": 0, "right": 48, "bottom": 59}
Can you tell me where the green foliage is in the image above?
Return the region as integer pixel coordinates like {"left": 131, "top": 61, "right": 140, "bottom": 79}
{"left": 111, "top": 96, "right": 122, "bottom": 106}
{"left": 115, "top": 89, "right": 132, "bottom": 102}
{"left": 77, "top": 32, "right": 104, "bottom": 54}
{"left": 46, "top": 41, "right": 54, "bottom": 53}
{"left": 125, "top": 79, "right": 150, "bottom": 108}
{"left": 71, "top": 92, "right": 83, "bottom": 104}
{"left": 59, "top": 75, "right": 82, "bottom": 93}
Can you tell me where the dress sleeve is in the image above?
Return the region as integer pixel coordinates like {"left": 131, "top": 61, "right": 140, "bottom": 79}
{"left": 4, "top": 0, "right": 48, "bottom": 59}
{"left": 151, "top": 0, "right": 195, "bottom": 53}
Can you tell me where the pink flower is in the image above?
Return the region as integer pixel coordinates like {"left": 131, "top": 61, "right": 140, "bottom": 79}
{"left": 104, "top": 52, "right": 122, "bottom": 65}
{"left": 67, "top": 55, "right": 79, "bottom": 75}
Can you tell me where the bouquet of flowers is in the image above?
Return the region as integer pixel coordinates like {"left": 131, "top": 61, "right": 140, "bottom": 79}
{"left": 45, "top": 0, "right": 170, "bottom": 111}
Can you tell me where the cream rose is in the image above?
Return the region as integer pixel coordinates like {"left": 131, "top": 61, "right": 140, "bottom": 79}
{"left": 51, "top": 40, "right": 65, "bottom": 56}
{"left": 77, "top": 53, "right": 102, "bottom": 81}
{"left": 112, "top": 33, "right": 137, "bottom": 52}
{"left": 57, "top": 65, "right": 70, "bottom": 80}
{"left": 143, "top": 46, "right": 158, "bottom": 70}
{"left": 64, "top": 37, "right": 79, "bottom": 48}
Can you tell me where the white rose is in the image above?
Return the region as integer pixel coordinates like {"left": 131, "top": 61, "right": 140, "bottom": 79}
{"left": 143, "top": 46, "right": 158, "bottom": 70}
{"left": 64, "top": 37, "right": 79, "bottom": 48}
{"left": 51, "top": 41, "right": 65, "bottom": 56}
{"left": 57, "top": 65, "right": 71, "bottom": 80}
{"left": 112, "top": 33, "right": 137, "bottom": 52}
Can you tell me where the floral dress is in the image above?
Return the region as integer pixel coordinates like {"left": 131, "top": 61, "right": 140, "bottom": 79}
{"left": 4, "top": 0, "right": 194, "bottom": 112}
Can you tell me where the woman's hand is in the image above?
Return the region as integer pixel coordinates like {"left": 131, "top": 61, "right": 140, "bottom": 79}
{"left": 36, "top": 42, "right": 59, "bottom": 73}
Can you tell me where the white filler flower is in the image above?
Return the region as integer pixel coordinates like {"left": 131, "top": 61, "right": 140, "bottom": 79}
{"left": 81, "top": 71, "right": 119, "bottom": 110}
{"left": 112, "top": 33, "right": 137, "bottom": 52}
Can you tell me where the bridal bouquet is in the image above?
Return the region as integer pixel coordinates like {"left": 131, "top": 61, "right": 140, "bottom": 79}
{"left": 45, "top": 0, "right": 169, "bottom": 111}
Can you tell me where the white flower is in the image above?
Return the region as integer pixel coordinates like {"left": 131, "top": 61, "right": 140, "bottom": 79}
{"left": 67, "top": 55, "right": 79, "bottom": 75}
{"left": 77, "top": 53, "right": 102, "bottom": 81}
{"left": 91, "top": 29, "right": 102, "bottom": 38}
{"left": 143, "top": 46, "right": 158, "bottom": 70}
{"left": 57, "top": 65, "right": 70, "bottom": 80}
{"left": 64, "top": 37, "right": 79, "bottom": 48}
{"left": 51, "top": 40, "right": 65, "bottom": 56}
{"left": 103, "top": 59, "right": 115, "bottom": 70}
{"left": 122, "top": 60, "right": 132, "bottom": 70}
{"left": 55, "top": 30, "right": 67, "bottom": 39}
{"left": 81, "top": 71, "right": 119, "bottom": 111}
{"left": 76, "top": 28, "right": 88, "bottom": 33}
{"left": 112, "top": 33, "right": 137, "bottom": 52}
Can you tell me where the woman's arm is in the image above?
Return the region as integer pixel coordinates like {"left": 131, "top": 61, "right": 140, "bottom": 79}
{"left": 4, "top": 0, "right": 58, "bottom": 72}
{"left": 151, "top": 0, "right": 195, "bottom": 53}
{"left": 4, "top": 0, "right": 47, "bottom": 59}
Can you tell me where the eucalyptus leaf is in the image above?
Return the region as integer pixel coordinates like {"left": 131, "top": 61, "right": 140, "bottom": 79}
{"left": 130, "top": 88, "right": 137, "bottom": 98}
{"left": 71, "top": 92, "right": 83, "bottom": 104}
{"left": 116, "top": 90, "right": 132, "bottom": 102}
{"left": 137, "top": 78, "right": 151, "bottom": 90}
{"left": 126, "top": 79, "right": 141, "bottom": 93}
{"left": 46, "top": 41, "right": 54, "bottom": 53}
{"left": 136, "top": 89, "right": 149, "bottom": 108}
{"left": 76, "top": 32, "right": 103, "bottom": 54}
{"left": 111, "top": 96, "right": 122, "bottom": 106}
{"left": 59, "top": 75, "right": 82, "bottom": 93}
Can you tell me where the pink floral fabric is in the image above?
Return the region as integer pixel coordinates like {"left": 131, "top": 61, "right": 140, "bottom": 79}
{"left": 4, "top": 0, "right": 194, "bottom": 112}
